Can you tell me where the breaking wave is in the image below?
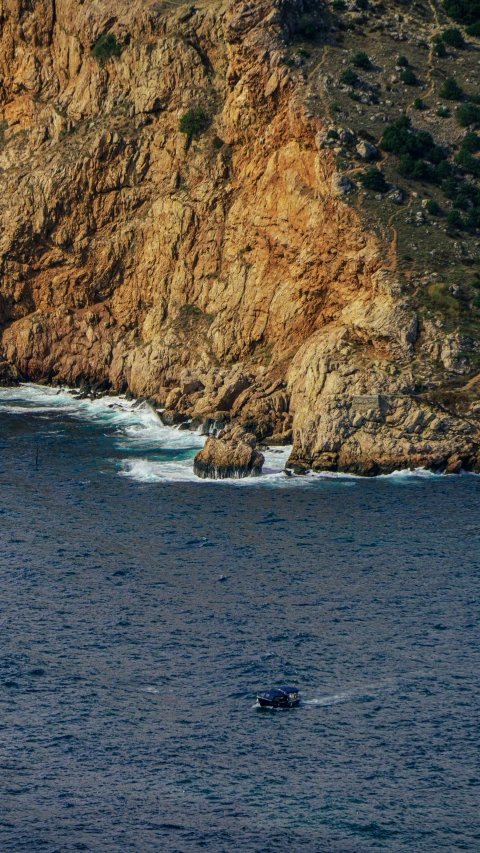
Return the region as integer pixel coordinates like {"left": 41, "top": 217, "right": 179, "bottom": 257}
{"left": 0, "top": 384, "right": 453, "bottom": 486}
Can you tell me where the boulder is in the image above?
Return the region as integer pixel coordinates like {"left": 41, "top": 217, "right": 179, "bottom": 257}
{"left": 0, "top": 360, "right": 22, "bottom": 386}
{"left": 445, "top": 453, "right": 463, "bottom": 474}
{"left": 165, "top": 387, "right": 183, "bottom": 408}
{"left": 193, "top": 425, "right": 264, "bottom": 479}
{"left": 339, "top": 128, "right": 356, "bottom": 145}
{"left": 181, "top": 377, "right": 204, "bottom": 395}
{"left": 159, "top": 409, "right": 189, "bottom": 426}
{"left": 356, "top": 141, "right": 378, "bottom": 160}
{"left": 331, "top": 173, "right": 353, "bottom": 197}
{"left": 387, "top": 187, "right": 404, "bottom": 205}
{"left": 215, "top": 374, "right": 250, "bottom": 411}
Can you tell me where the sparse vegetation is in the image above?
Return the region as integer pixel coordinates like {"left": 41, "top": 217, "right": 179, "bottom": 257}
{"left": 426, "top": 199, "right": 441, "bottom": 215}
{"left": 179, "top": 108, "right": 209, "bottom": 140}
{"left": 433, "top": 40, "right": 448, "bottom": 56}
{"left": 462, "top": 131, "right": 480, "bottom": 152}
{"left": 426, "top": 282, "right": 461, "bottom": 313}
{"left": 296, "top": 14, "right": 321, "bottom": 39}
{"left": 400, "top": 68, "right": 417, "bottom": 85}
{"left": 359, "top": 168, "right": 389, "bottom": 192}
{"left": 447, "top": 209, "right": 464, "bottom": 228}
{"left": 443, "top": 0, "right": 480, "bottom": 25}
{"left": 456, "top": 103, "right": 480, "bottom": 126}
{"left": 439, "top": 77, "right": 464, "bottom": 100}
{"left": 352, "top": 51, "right": 371, "bottom": 69}
{"left": 455, "top": 147, "right": 480, "bottom": 174}
{"left": 437, "top": 106, "right": 451, "bottom": 117}
{"left": 91, "top": 33, "right": 122, "bottom": 66}
{"left": 442, "top": 27, "right": 465, "bottom": 47}
{"left": 340, "top": 68, "right": 358, "bottom": 86}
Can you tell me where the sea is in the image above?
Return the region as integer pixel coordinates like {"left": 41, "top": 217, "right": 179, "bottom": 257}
{"left": 0, "top": 385, "right": 479, "bottom": 853}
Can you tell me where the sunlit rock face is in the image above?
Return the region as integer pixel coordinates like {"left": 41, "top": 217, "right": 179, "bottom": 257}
{"left": 0, "top": 0, "right": 479, "bottom": 475}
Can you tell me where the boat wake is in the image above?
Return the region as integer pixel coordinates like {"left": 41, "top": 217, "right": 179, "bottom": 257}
{"left": 302, "top": 672, "right": 431, "bottom": 708}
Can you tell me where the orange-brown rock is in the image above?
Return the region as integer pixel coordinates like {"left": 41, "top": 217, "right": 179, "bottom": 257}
{"left": 194, "top": 425, "right": 264, "bottom": 479}
{"left": 0, "top": 0, "right": 479, "bottom": 475}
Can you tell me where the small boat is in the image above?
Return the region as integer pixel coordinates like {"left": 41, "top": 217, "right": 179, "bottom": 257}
{"left": 256, "top": 685, "right": 299, "bottom": 708}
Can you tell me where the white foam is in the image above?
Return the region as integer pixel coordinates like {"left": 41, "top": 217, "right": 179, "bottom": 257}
{"left": 303, "top": 690, "right": 364, "bottom": 707}
{"left": 0, "top": 384, "right": 204, "bottom": 453}
{"left": 302, "top": 673, "right": 429, "bottom": 708}
{"left": 120, "top": 458, "right": 198, "bottom": 483}
{"left": 0, "top": 384, "right": 463, "bottom": 486}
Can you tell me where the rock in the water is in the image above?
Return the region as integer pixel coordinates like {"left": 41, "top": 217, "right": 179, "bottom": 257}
{"left": 0, "top": 360, "right": 22, "bottom": 386}
{"left": 160, "top": 409, "right": 189, "bottom": 426}
{"left": 193, "top": 425, "right": 264, "bottom": 479}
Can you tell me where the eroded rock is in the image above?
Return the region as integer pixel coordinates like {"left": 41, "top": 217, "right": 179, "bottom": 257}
{"left": 193, "top": 425, "right": 264, "bottom": 479}
{"left": 0, "top": 361, "right": 22, "bottom": 386}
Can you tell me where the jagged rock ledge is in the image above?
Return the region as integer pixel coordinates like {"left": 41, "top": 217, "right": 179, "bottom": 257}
{"left": 0, "top": 362, "right": 23, "bottom": 386}
{"left": 193, "top": 426, "right": 264, "bottom": 480}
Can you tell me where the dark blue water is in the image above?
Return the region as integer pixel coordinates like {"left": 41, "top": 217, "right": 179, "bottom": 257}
{"left": 1, "top": 387, "right": 479, "bottom": 853}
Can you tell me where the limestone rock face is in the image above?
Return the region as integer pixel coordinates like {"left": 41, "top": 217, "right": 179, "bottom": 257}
{"left": 0, "top": 0, "right": 479, "bottom": 474}
{"left": 0, "top": 361, "right": 22, "bottom": 386}
{"left": 356, "top": 141, "right": 378, "bottom": 160}
{"left": 193, "top": 426, "right": 264, "bottom": 479}
{"left": 286, "top": 322, "right": 480, "bottom": 475}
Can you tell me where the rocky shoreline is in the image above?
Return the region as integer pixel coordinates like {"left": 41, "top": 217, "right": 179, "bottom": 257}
{"left": 1, "top": 0, "right": 480, "bottom": 480}
{"left": 3, "top": 374, "right": 479, "bottom": 479}
{"left": 193, "top": 425, "right": 265, "bottom": 480}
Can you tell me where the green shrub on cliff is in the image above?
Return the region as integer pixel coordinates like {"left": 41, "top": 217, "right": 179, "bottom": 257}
{"left": 179, "top": 108, "right": 209, "bottom": 140}
{"left": 400, "top": 68, "right": 417, "bottom": 85}
{"left": 443, "top": 0, "right": 480, "bottom": 24}
{"left": 447, "top": 209, "right": 464, "bottom": 228}
{"left": 381, "top": 116, "right": 435, "bottom": 159}
{"left": 462, "top": 131, "right": 480, "bottom": 151}
{"left": 352, "top": 51, "right": 371, "bottom": 69}
{"left": 456, "top": 103, "right": 480, "bottom": 126}
{"left": 433, "top": 40, "right": 448, "bottom": 56}
{"left": 340, "top": 68, "right": 358, "bottom": 86}
{"left": 442, "top": 27, "right": 465, "bottom": 47}
{"left": 439, "top": 77, "right": 464, "bottom": 100}
{"left": 91, "top": 33, "right": 122, "bottom": 66}
{"left": 360, "top": 168, "right": 388, "bottom": 192}
{"left": 426, "top": 199, "right": 441, "bottom": 215}
{"left": 455, "top": 148, "right": 480, "bottom": 174}
{"left": 296, "top": 14, "right": 321, "bottom": 39}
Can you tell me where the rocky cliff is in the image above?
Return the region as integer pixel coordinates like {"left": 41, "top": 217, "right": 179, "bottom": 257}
{"left": 1, "top": 0, "right": 480, "bottom": 474}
